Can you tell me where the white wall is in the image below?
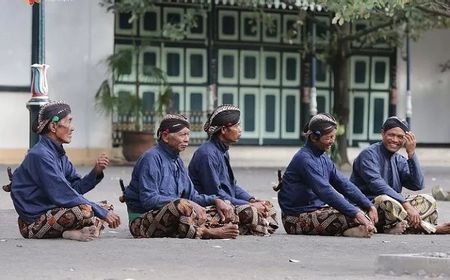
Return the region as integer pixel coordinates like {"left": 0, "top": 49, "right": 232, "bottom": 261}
{"left": 0, "top": 1, "right": 31, "bottom": 148}
{"left": 0, "top": 0, "right": 114, "bottom": 150}
{"left": 396, "top": 29, "right": 450, "bottom": 144}
{"left": 0, "top": 94, "right": 30, "bottom": 149}
{"left": 46, "top": 0, "right": 114, "bottom": 149}
{"left": 0, "top": 1, "right": 30, "bottom": 86}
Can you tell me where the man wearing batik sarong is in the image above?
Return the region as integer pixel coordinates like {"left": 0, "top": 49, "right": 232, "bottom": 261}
{"left": 11, "top": 101, "right": 121, "bottom": 242}
{"left": 351, "top": 116, "right": 450, "bottom": 234}
{"left": 278, "top": 113, "right": 378, "bottom": 237}
{"left": 189, "top": 104, "right": 278, "bottom": 236}
{"left": 124, "top": 114, "right": 242, "bottom": 239}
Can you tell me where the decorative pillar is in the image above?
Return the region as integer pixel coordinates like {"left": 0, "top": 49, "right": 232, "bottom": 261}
{"left": 405, "top": 29, "right": 412, "bottom": 127}
{"left": 27, "top": 0, "right": 48, "bottom": 148}
{"left": 309, "top": 20, "right": 318, "bottom": 117}
{"left": 389, "top": 53, "right": 397, "bottom": 116}
{"left": 207, "top": 0, "right": 217, "bottom": 112}
{"left": 27, "top": 65, "right": 49, "bottom": 147}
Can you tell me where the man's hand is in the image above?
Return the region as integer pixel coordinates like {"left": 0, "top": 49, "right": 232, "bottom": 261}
{"left": 404, "top": 131, "right": 416, "bottom": 159}
{"left": 403, "top": 201, "right": 421, "bottom": 228}
{"left": 105, "top": 211, "right": 121, "bottom": 228}
{"left": 354, "top": 211, "right": 376, "bottom": 234}
{"left": 367, "top": 206, "right": 379, "bottom": 224}
{"left": 190, "top": 201, "right": 207, "bottom": 225}
{"left": 250, "top": 201, "right": 269, "bottom": 217}
{"left": 94, "top": 153, "right": 110, "bottom": 176}
{"left": 214, "top": 199, "right": 234, "bottom": 223}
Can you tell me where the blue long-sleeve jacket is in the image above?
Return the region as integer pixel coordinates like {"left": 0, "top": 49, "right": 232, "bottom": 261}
{"left": 350, "top": 142, "right": 424, "bottom": 203}
{"left": 124, "top": 142, "right": 217, "bottom": 213}
{"left": 11, "top": 136, "right": 107, "bottom": 224}
{"left": 188, "top": 136, "right": 253, "bottom": 206}
{"left": 278, "top": 140, "right": 373, "bottom": 218}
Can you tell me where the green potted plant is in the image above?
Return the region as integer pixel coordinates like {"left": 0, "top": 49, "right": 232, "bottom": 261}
{"left": 96, "top": 46, "right": 172, "bottom": 162}
{"left": 96, "top": 1, "right": 183, "bottom": 162}
{"left": 97, "top": 0, "right": 200, "bottom": 161}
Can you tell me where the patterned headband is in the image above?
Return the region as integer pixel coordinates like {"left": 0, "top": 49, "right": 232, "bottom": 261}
{"left": 157, "top": 114, "right": 190, "bottom": 138}
{"left": 382, "top": 116, "right": 409, "bottom": 133}
{"left": 303, "top": 113, "right": 337, "bottom": 136}
{"left": 203, "top": 104, "right": 240, "bottom": 136}
{"left": 35, "top": 101, "right": 71, "bottom": 134}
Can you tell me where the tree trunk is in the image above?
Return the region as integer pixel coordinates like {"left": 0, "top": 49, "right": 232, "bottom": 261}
{"left": 332, "top": 23, "right": 351, "bottom": 166}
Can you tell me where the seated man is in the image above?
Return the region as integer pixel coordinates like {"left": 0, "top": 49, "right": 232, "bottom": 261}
{"left": 351, "top": 116, "right": 450, "bottom": 234}
{"left": 278, "top": 113, "right": 377, "bottom": 237}
{"left": 11, "top": 101, "right": 121, "bottom": 242}
{"left": 189, "top": 105, "right": 278, "bottom": 235}
{"left": 124, "top": 114, "right": 244, "bottom": 239}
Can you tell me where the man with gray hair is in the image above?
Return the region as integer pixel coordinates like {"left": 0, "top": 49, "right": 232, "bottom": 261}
{"left": 10, "top": 101, "right": 121, "bottom": 242}
{"left": 351, "top": 116, "right": 450, "bottom": 234}
{"left": 124, "top": 113, "right": 253, "bottom": 239}
{"left": 189, "top": 104, "right": 278, "bottom": 236}
{"left": 278, "top": 113, "right": 377, "bottom": 237}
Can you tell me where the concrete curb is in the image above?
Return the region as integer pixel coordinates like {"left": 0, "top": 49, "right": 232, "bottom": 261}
{"left": 376, "top": 252, "right": 450, "bottom": 277}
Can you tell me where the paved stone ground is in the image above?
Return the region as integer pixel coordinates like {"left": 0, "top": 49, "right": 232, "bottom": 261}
{"left": 1, "top": 154, "right": 450, "bottom": 279}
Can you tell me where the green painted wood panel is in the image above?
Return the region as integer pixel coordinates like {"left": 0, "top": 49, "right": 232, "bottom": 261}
{"left": 353, "top": 97, "right": 364, "bottom": 134}
{"left": 190, "top": 54, "right": 203, "bottom": 78}
{"left": 244, "top": 95, "right": 256, "bottom": 131}
{"left": 265, "top": 95, "right": 275, "bottom": 132}
{"left": 373, "top": 98, "right": 385, "bottom": 134}
{"left": 222, "top": 93, "right": 234, "bottom": 104}
{"left": 286, "top": 95, "right": 296, "bottom": 133}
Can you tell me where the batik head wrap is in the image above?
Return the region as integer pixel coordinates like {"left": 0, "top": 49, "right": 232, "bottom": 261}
{"left": 203, "top": 104, "right": 240, "bottom": 137}
{"left": 157, "top": 114, "right": 190, "bottom": 138}
{"left": 303, "top": 113, "right": 337, "bottom": 138}
{"left": 382, "top": 116, "right": 409, "bottom": 133}
{"left": 34, "top": 101, "right": 71, "bottom": 134}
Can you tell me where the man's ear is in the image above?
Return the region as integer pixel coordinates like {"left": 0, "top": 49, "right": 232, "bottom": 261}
{"left": 49, "top": 122, "right": 57, "bottom": 133}
{"left": 160, "top": 131, "right": 170, "bottom": 143}
{"left": 309, "top": 134, "right": 319, "bottom": 143}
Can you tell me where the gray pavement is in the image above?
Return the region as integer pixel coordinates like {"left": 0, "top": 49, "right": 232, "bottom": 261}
{"left": 2, "top": 146, "right": 450, "bottom": 279}
{"left": 181, "top": 145, "right": 450, "bottom": 168}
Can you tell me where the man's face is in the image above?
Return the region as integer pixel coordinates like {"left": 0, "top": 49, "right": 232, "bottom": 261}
{"left": 164, "top": 127, "right": 190, "bottom": 153}
{"left": 53, "top": 114, "right": 74, "bottom": 144}
{"left": 221, "top": 123, "right": 242, "bottom": 145}
{"left": 381, "top": 127, "right": 405, "bottom": 153}
{"left": 312, "top": 129, "right": 336, "bottom": 152}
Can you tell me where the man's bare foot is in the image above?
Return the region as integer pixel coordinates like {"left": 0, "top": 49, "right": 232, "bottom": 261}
{"left": 62, "top": 226, "right": 97, "bottom": 242}
{"left": 435, "top": 222, "right": 450, "bottom": 234}
{"left": 343, "top": 225, "right": 374, "bottom": 238}
{"left": 93, "top": 218, "right": 106, "bottom": 237}
{"left": 384, "top": 220, "right": 408, "bottom": 234}
{"left": 201, "top": 223, "right": 239, "bottom": 239}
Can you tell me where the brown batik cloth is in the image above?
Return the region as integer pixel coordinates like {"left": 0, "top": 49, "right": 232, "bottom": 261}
{"left": 18, "top": 201, "right": 113, "bottom": 239}
{"left": 282, "top": 206, "right": 359, "bottom": 236}
{"left": 374, "top": 194, "right": 438, "bottom": 233}
{"left": 129, "top": 199, "right": 278, "bottom": 238}
{"left": 237, "top": 200, "right": 278, "bottom": 236}
{"left": 129, "top": 199, "right": 201, "bottom": 238}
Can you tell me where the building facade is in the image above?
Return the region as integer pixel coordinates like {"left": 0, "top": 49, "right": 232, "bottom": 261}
{"left": 0, "top": 0, "right": 449, "bottom": 164}
{"left": 111, "top": 1, "right": 398, "bottom": 146}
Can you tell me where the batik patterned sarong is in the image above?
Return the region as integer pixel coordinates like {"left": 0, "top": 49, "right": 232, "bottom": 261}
{"left": 18, "top": 201, "right": 113, "bottom": 239}
{"left": 129, "top": 199, "right": 202, "bottom": 238}
{"left": 374, "top": 194, "right": 438, "bottom": 233}
{"left": 129, "top": 199, "right": 278, "bottom": 238}
{"left": 237, "top": 201, "right": 278, "bottom": 235}
{"left": 281, "top": 207, "right": 359, "bottom": 236}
